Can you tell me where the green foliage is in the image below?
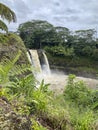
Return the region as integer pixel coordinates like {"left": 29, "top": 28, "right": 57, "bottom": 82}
{"left": 0, "top": 33, "right": 29, "bottom": 66}
{"left": 63, "top": 74, "right": 93, "bottom": 107}
{"left": 0, "top": 3, "right": 16, "bottom": 33}
{"left": 0, "top": 49, "right": 33, "bottom": 99}
{"left": 0, "top": 33, "right": 8, "bottom": 43}
{"left": 0, "top": 3, "right": 16, "bottom": 22}
{"left": 44, "top": 46, "right": 75, "bottom": 57}
{"left": 0, "top": 50, "right": 21, "bottom": 86}
{"left": 0, "top": 36, "right": 98, "bottom": 130}
{"left": 18, "top": 20, "right": 57, "bottom": 49}
{"left": 92, "top": 49, "right": 98, "bottom": 60}
{"left": 31, "top": 119, "right": 47, "bottom": 130}
{"left": 0, "top": 49, "right": 30, "bottom": 87}
{"left": 0, "top": 87, "right": 8, "bottom": 97}
{"left": 43, "top": 95, "right": 71, "bottom": 130}
{"left": 18, "top": 20, "right": 98, "bottom": 61}
{"left": 63, "top": 74, "right": 98, "bottom": 130}
{"left": 31, "top": 90, "right": 48, "bottom": 113}
{"left": 82, "top": 46, "right": 93, "bottom": 56}
{"left": 70, "top": 109, "right": 95, "bottom": 130}
{"left": 27, "top": 80, "right": 51, "bottom": 114}
{"left": 91, "top": 90, "right": 98, "bottom": 110}
{"left": 38, "top": 79, "right": 50, "bottom": 93}
{"left": 7, "top": 73, "right": 35, "bottom": 98}
{"left": 0, "top": 52, "right": 35, "bottom": 129}
{"left": 18, "top": 20, "right": 98, "bottom": 77}
{"left": 0, "top": 20, "right": 8, "bottom": 32}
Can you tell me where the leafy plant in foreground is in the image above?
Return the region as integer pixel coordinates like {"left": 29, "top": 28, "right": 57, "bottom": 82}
{"left": 70, "top": 108, "right": 95, "bottom": 130}
{"left": 7, "top": 73, "right": 36, "bottom": 98}
{"left": 0, "top": 50, "right": 21, "bottom": 86}
{"left": 63, "top": 74, "right": 93, "bottom": 107}
{"left": 27, "top": 80, "right": 51, "bottom": 114}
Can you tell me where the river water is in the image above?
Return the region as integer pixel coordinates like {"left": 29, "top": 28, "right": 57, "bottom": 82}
{"left": 36, "top": 70, "right": 98, "bottom": 93}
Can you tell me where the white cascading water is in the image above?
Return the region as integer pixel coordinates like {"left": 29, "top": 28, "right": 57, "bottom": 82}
{"left": 41, "top": 51, "right": 51, "bottom": 75}
{"left": 27, "top": 49, "right": 42, "bottom": 74}
{"left": 27, "top": 50, "right": 34, "bottom": 66}
{"left": 27, "top": 49, "right": 98, "bottom": 92}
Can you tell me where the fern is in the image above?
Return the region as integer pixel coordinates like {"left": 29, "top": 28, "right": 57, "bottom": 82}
{"left": 0, "top": 50, "right": 21, "bottom": 85}
{"left": 9, "top": 64, "right": 31, "bottom": 76}
{"left": 7, "top": 73, "right": 36, "bottom": 98}
{"left": 0, "top": 50, "right": 33, "bottom": 87}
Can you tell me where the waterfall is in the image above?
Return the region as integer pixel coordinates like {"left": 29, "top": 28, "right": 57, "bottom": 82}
{"left": 27, "top": 50, "right": 34, "bottom": 65}
{"left": 41, "top": 51, "right": 51, "bottom": 74}
{"left": 27, "top": 49, "right": 98, "bottom": 91}
{"left": 27, "top": 49, "right": 51, "bottom": 75}
{"left": 27, "top": 49, "right": 42, "bottom": 73}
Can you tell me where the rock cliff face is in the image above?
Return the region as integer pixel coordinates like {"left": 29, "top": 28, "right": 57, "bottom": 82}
{"left": 0, "top": 33, "right": 29, "bottom": 65}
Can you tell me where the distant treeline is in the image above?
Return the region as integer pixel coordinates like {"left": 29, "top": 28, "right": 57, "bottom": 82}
{"left": 18, "top": 20, "right": 98, "bottom": 59}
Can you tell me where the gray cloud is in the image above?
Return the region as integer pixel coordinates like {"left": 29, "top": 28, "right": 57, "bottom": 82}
{"left": 0, "top": 0, "right": 98, "bottom": 31}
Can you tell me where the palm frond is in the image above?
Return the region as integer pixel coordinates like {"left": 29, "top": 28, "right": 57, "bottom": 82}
{"left": 9, "top": 64, "right": 31, "bottom": 76}
{"left": 0, "top": 20, "right": 8, "bottom": 32}
{"left": 0, "top": 50, "right": 21, "bottom": 85}
{"left": 0, "top": 3, "right": 16, "bottom": 22}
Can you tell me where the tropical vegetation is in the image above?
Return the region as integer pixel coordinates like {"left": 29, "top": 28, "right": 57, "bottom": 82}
{"left": 0, "top": 56, "right": 98, "bottom": 129}
{"left": 0, "top": 3, "right": 16, "bottom": 33}
{"left": 0, "top": 2, "right": 98, "bottom": 130}
{"left": 18, "top": 20, "right": 98, "bottom": 78}
{"left": 18, "top": 20, "right": 98, "bottom": 59}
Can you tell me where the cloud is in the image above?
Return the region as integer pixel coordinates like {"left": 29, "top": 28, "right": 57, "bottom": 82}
{"left": 0, "top": 0, "right": 98, "bottom": 31}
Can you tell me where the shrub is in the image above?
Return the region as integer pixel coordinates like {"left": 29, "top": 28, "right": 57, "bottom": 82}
{"left": 26, "top": 80, "right": 51, "bottom": 114}
{"left": 82, "top": 46, "right": 93, "bottom": 56}
{"left": 44, "top": 45, "right": 75, "bottom": 57}
{"left": 92, "top": 49, "right": 98, "bottom": 60}
{"left": 70, "top": 109, "right": 95, "bottom": 130}
{"left": 63, "top": 74, "right": 93, "bottom": 107}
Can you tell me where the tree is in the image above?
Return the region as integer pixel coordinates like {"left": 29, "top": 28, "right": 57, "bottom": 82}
{"left": 0, "top": 3, "right": 16, "bottom": 33}
{"left": 18, "top": 20, "right": 58, "bottom": 49}
{"left": 75, "top": 29, "right": 96, "bottom": 40}
{"left": 55, "top": 26, "right": 70, "bottom": 44}
{"left": 70, "top": 29, "right": 97, "bottom": 56}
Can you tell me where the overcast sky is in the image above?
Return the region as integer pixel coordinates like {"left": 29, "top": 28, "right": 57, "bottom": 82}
{"left": 1, "top": 0, "right": 98, "bottom": 31}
